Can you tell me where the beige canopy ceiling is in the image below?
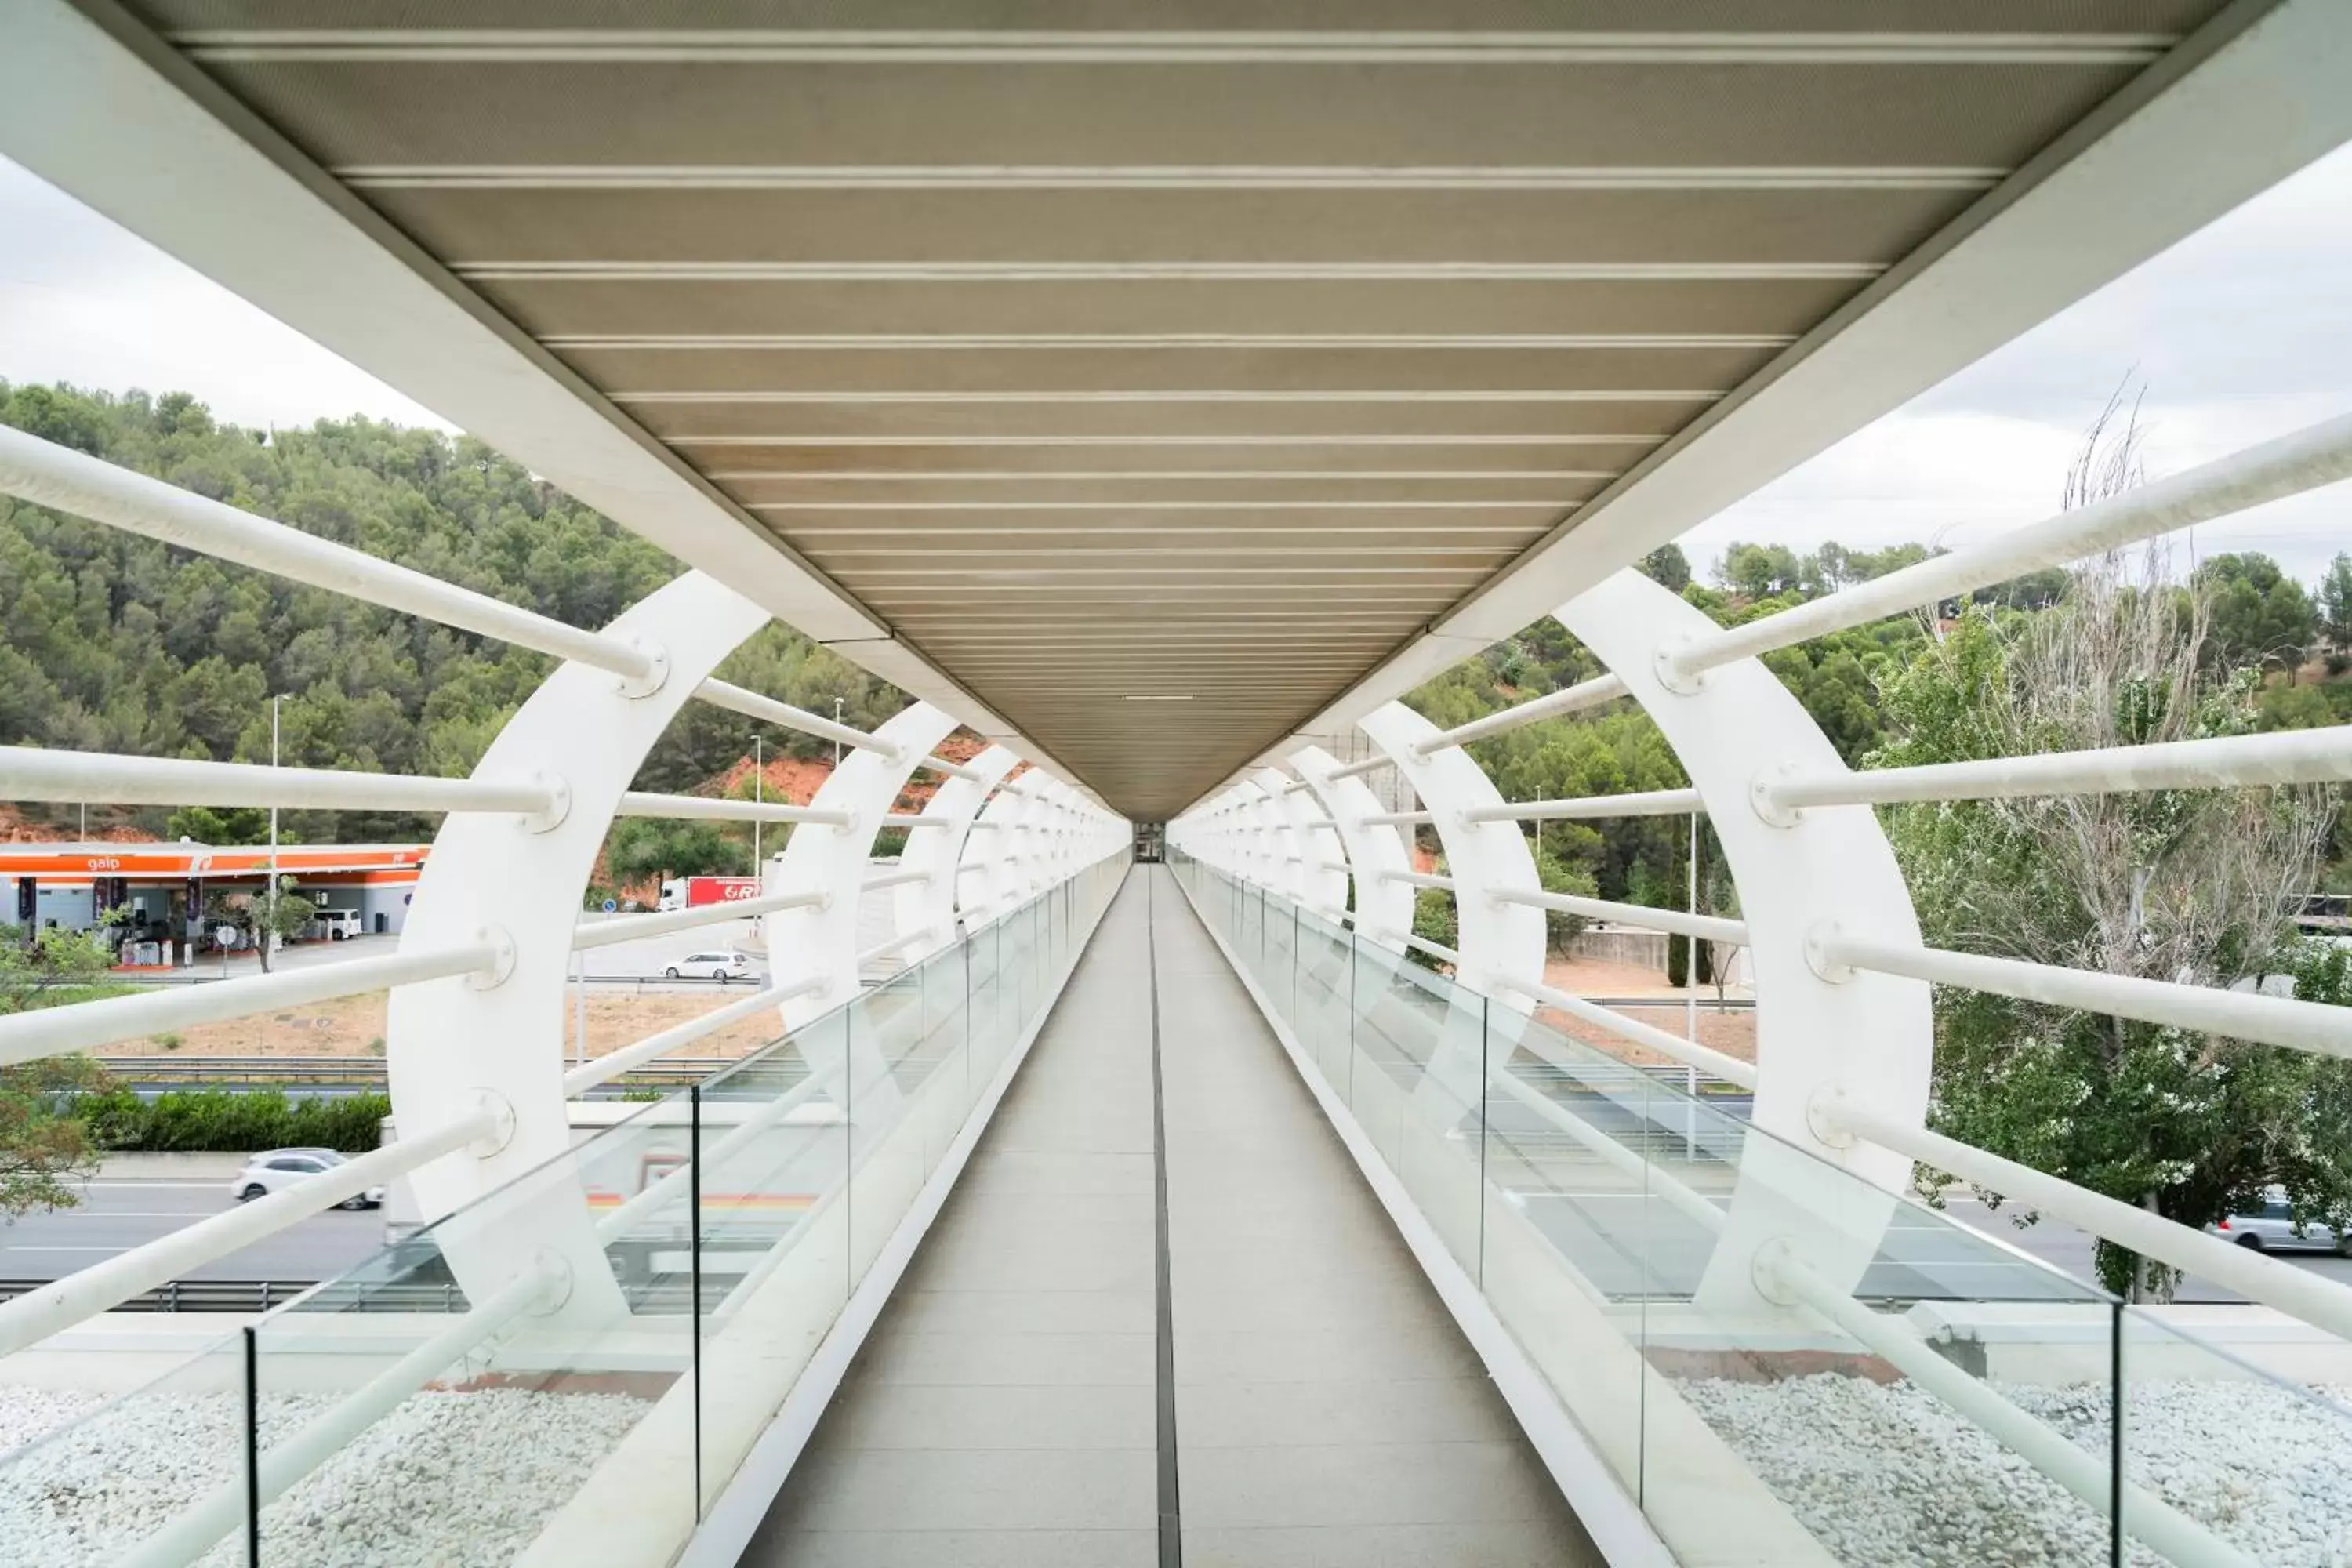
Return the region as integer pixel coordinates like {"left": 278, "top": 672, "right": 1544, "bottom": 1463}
{"left": 79, "top": 1, "right": 2244, "bottom": 818}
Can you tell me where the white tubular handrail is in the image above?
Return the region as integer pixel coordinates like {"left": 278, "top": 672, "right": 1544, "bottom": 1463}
{"left": 860, "top": 868, "right": 930, "bottom": 893}
{"left": 0, "top": 1107, "right": 497, "bottom": 1356}
{"left": 1325, "top": 754, "right": 1390, "bottom": 781}
{"left": 1490, "top": 1066, "right": 1727, "bottom": 1237}
{"left": 920, "top": 754, "right": 983, "bottom": 782}
{"left": 1392, "top": 928, "right": 1461, "bottom": 966}
{"left": 561, "top": 978, "right": 819, "bottom": 1095}
{"left": 1312, "top": 858, "right": 1351, "bottom": 875}
{"left": 1668, "top": 408, "right": 2352, "bottom": 680}
{"left": 1493, "top": 888, "right": 1748, "bottom": 945}
{"left": 1763, "top": 726, "right": 2352, "bottom": 811}
{"left": 1817, "top": 931, "right": 2352, "bottom": 1062}
{"left": 615, "top": 791, "right": 855, "bottom": 828}
{"left": 597, "top": 1074, "right": 831, "bottom": 1241}
{"left": 0, "top": 942, "right": 503, "bottom": 1069}
{"left": 1761, "top": 1247, "right": 2255, "bottom": 1568}
{"left": 120, "top": 1260, "right": 560, "bottom": 1568}
{"left": 1816, "top": 1088, "right": 2352, "bottom": 1345}
{"left": 883, "top": 813, "right": 953, "bottom": 828}
{"left": 1362, "top": 810, "right": 1434, "bottom": 826}
{"left": 0, "top": 424, "right": 658, "bottom": 683}
{"left": 1379, "top": 869, "right": 1456, "bottom": 891}
{"left": 572, "top": 889, "right": 826, "bottom": 950}
{"left": 694, "top": 679, "right": 898, "bottom": 758}
{"left": 1413, "top": 673, "right": 1632, "bottom": 754}
{"left": 1494, "top": 975, "right": 1759, "bottom": 1089}
{"left": 1462, "top": 788, "right": 1704, "bottom": 822}
{"left": 0, "top": 746, "right": 561, "bottom": 818}
{"left": 858, "top": 926, "right": 937, "bottom": 965}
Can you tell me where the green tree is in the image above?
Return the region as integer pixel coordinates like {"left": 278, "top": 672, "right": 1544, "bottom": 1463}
{"left": 1638, "top": 543, "right": 1691, "bottom": 592}
{"left": 2198, "top": 552, "right": 2319, "bottom": 675}
{"left": 0, "top": 930, "right": 122, "bottom": 1217}
{"left": 163, "top": 804, "right": 273, "bottom": 844}
{"left": 2318, "top": 550, "right": 2352, "bottom": 671}
{"left": 604, "top": 818, "right": 751, "bottom": 886}
{"left": 1878, "top": 557, "right": 2344, "bottom": 1298}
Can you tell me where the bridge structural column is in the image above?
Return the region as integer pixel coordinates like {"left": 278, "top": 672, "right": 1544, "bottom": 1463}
{"left": 1290, "top": 745, "right": 1410, "bottom": 947}
{"left": 898, "top": 743, "right": 1019, "bottom": 960}
{"left": 764, "top": 702, "right": 959, "bottom": 1029}
{"left": 1357, "top": 700, "right": 1545, "bottom": 1005}
{"left": 388, "top": 569, "right": 757, "bottom": 1319}
{"left": 1555, "top": 568, "right": 1932, "bottom": 1305}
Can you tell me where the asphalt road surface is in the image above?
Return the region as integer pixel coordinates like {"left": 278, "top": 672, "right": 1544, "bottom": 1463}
{"left": 0, "top": 1178, "right": 387, "bottom": 1286}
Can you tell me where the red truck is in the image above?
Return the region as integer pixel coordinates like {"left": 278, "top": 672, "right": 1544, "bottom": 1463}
{"left": 656, "top": 875, "right": 762, "bottom": 912}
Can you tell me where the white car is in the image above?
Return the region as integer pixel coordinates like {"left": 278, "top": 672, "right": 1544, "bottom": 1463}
{"left": 666, "top": 950, "right": 753, "bottom": 982}
{"left": 230, "top": 1148, "right": 384, "bottom": 1209}
{"left": 2208, "top": 1186, "right": 2350, "bottom": 1254}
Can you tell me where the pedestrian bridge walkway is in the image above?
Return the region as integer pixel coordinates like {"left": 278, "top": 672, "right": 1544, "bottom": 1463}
{"left": 747, "top": 867, "right": 1594, "bottom": 1566}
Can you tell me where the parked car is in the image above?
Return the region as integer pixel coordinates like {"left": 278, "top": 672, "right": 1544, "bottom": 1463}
{"left": 666, "top": 950, "right": 753, "bottom": 982}
{"left": 230, "top": 1148, "right": 384, "bottom": 1209}
{"left": 2208, "top": 1187, "right": 2350, "bottom": 1253}
{"left": 316, "top": 909, "right": 364, "bottom": 940}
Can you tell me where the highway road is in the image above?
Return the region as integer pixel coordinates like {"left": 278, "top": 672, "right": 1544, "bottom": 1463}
{"left": 0, "top": 1178, "right": 387, "bottom": 1287}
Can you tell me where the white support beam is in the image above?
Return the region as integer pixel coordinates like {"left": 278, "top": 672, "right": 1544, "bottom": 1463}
{"left": 0, "top": 1106, "right": 497, "bottom": 1356}
{"left": 0, "top": 942, "right": 502, "bottom": 1068}
{"left": 0, "top": 424, "right": 660, "bottom": 683}
{"left": 1494, "top": 889, "right": 1748, "bottom": 945}
{"left": 0, "top": 746, "right": 561, "bottom": 819}
{"left": 561, "top": 978, "right": 818, "bottom": 1096}
{"left": 1762, "top": 727, "right": 2352, "bottom": 812}
{"left": 1463, "top": 789, "right": 1704, "bottom": 822}
{"left": 1817, "top": 931, "right": 2352, "bottom": 1062}
{"left": 618, "top": 792, "right": 855, "bottom": 828}
{"left": 572, "top": 889, "right": 826, "bottom": 950}
{"left": 1412, "top": 674, "right": 1632, "bottom": 755}
{"left": 1494, "top": 975, "right": 1759, "bottom": 1090}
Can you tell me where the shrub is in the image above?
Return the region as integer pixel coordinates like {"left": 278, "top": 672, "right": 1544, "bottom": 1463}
{"left": 71, "top": 1088, "right": 390, "bottom": 1153}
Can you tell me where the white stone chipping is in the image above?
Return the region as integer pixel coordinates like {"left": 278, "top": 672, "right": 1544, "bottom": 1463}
{"left": 1677, "top": 1373, "right": 2352, "bottom": 1568}
{"left": 0, "top": 1385, "right": 651, "bottom": 1567}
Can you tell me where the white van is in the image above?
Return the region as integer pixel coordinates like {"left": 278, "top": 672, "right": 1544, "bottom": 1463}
{"left": 317, "top": 909, "right": 364, "bottom": 940}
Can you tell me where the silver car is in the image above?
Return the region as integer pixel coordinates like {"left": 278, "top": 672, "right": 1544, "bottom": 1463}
{"left": 2208, "top": 1187, "right": 2349, "bottom": 1254}
{"left": 230, "top": 1148, "right": 386, "bottom": 1210}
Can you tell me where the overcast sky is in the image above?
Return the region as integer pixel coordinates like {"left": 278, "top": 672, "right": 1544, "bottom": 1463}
{"left": 3, "top": 145, "right": 2349, "bottom": 585}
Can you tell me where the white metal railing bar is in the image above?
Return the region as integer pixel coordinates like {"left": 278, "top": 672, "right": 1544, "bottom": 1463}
{"left": 1379, "top": 869, "right": 1456, "bottom": 891}
{"left": 1326, "top": 754, "right": 1391, "bottom": 781}
{"left": 0, "top": 746, "right": 561, "bottom": 818}
{"left": 0, "top": 425, "right": 658, "bottom": 683}
{"left": 694, "top": 679, "right": 898, "bottom": 758}
{"left": 858, "top": 927, "right": 936, "bottom": 965}
{"left": 121, "top": 1261, "right": 561, "bottom": 1568}
{"left": 1490, "top": 1067, "right": 1726, "bottom": 1236}
{"left": 1816, "top": 1087, "right": 2352, "bottom": 1345}
{"left": 1816, "top": 931, "right": 2352, "bottom": 1062}
{"left": 594, "top": 1076, "right": 832, "bottom": 1241}
{"left": 1762, "top": 727, "right": 2352, "bottom": 811}
{"left": 920, "top": 753, "right": 983, "bottom": 781}
{"left": 1668, "top": 408, "right": 2352, "bottom": 681}
{"left": 1494, "top": 975, "right": 1759, "bottom": 1089}
{"left": 1494, "top": 888, "right": 1748, "bottom": 945}
{"left": 1760, "top": 1246, "right": 2253, "bottom": 1568}
{"left": 883, "top": 813, "right": 953, "bottom": 827}
{"left": 1363, "top": 810, "right": 1434, "bottom": 826}
{"left": 1413, "top": 673, "right": 1632, "bottom": 754}
{"left": 0, "top": 942, "right": 503, "bottom": 1069}
{"left": 561, "top": 978, "right": 820, "bottom": 1095}
{"left": 572, "top": 889, "right": 826, "bottom": 949}
{"left": 1313, "top": 858, "right": 1350, "bottom": 875}
{"left": 0, "top": 1107, "right": 496, "bottom": 1357}
{"left": 1463, "top": 788, "right": 1704, "bottom": 822}
{"left": 615, "top": 790, "right": 854, "bottom": 827}
{"left": 1392, "top": 928, "right": 1461, "bottom": 966}
{"left": 860, "top": 868, "right": 930, "bottom": 893}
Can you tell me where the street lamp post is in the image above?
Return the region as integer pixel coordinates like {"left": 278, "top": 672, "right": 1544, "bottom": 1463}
{"left": 267, "top": 693, "right": 281, "bottom": 967}
{"left": 833, "top": 697, "right": 844, "bottom": 768}
{"left": 753, "top": 733, "right": 764, "bottom": 866}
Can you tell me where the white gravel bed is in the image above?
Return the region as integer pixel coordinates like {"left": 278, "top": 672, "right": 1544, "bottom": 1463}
{"left": 1677, "top": 1372, "right": 2352, "bottom": 1568}
{"left": 0, "top": 1384, "right": 652, "bottom": 1566}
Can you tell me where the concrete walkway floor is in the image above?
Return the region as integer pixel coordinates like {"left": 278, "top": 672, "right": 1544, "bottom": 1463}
{"left": 746, "top": 866, "right": 1596, "bottom": 1567}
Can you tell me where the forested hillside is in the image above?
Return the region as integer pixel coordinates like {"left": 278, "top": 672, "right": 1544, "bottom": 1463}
{"left": 0, "top": 383, "right": 912, "bottom": 843}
